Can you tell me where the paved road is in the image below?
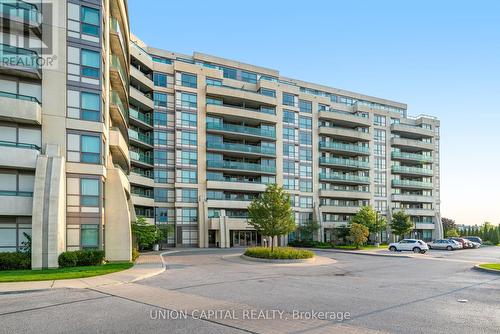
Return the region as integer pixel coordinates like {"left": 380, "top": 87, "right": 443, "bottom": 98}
{"left": 0, "top": 247, "right": 499, "bottom": 333}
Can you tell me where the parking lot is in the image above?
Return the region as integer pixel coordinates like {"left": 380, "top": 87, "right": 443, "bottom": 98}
{"left": 1, "top": 246, "right": 499, "bottom": 334}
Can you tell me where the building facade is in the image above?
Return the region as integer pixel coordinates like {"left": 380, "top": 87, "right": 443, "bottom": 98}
{"left": 0, "top": 0, "right": 133, "bottom": 268}
{"left": 128, "top": 36, "right": 442, "bottom": 248}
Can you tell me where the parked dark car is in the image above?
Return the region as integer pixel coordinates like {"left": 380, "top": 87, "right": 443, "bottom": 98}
{"left": 450, "top": 238, "right": 473, "bottom": 249}
{"left": 462, "top": 236, "right": 482, "bottom": 244}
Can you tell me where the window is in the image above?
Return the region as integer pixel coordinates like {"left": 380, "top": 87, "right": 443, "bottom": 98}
{"left": 180, "top": 208, "right": 198, "bottom": 224}
{"left": 67, "top": 133, "right": 101, "bottom": 164}
{"left": 283, "top": 127, "right": 295, "bottom": 141}
{"left": 374, "top": 129, "right": 386, "bottom": 141}
{"left": 152, "top": 56, "right": 172, "bottom": 64}
{"left": 241, "top": 71, "right": 257, "bottom": 83}
{"left": 81, "top": 224, "right": 98, "bottom": 248}
{"left": 206, "top": 97, "right": 222, "bottom": 106}
{"left": 375, "top": 157, "right": 386, "bottom": 169}
{"left": 81, "top": 6, "right": 99, "bottom": 36}
{"left": 300, "top": 164, "right": 312, "bottom": 177}
{"left": 374, "top": 143, "right": 385, "bottom": 156}
{"left": 81, "top": 178, "right": 99, "bottom": 206}
{"left": 374, "top": 114, "right": 386, "bottom": 126}
{"left": 283, "top": 93, "right": 296, "bottom": 107}
{"left": 283, "top": 159, "right": 297, "bottom": 173}
{"left": 179, "top": 112, "right": 197, "bottom": 128}
{"left": 299, "top": 131, "right": 312, "bottom": 145}
{"left": 180, "top": 131, "right": 197, "bottom": 146}
{"left": 153, "top": 72, "right": 167, "bottom": 87}
{"left": 155, "top": 188, "right": 174, "bottom": 202}
{"left": 299, "top": 116, "right": 312, "bottom": 129}
{"left": 81, "top": 49, "right": 100, "bottom": 78}
{"left": 179, "top": 188, "right": 198, "bottom": 203}
{"left": 260, "top": 88, "right": 276, "bottom": 98}
{"left": 180, "top": 73, "right": 197, "bottom": 88}
{"left": 180, "top": 150, "right": 197, "bottom": 165}
{"left": 154, "top": 92, "right": 167, "bottom": 108}
{"left": 299, "top": 100, "right": 312, "bottom": 113}
{"left": 179, "top": 92, "right": 197, "bottom": 110}
{"left": 222, "top": 67, "right": 237, "bottom": 80}
{"left": 300, "top": 148, "right": 312, "bottom": 161}
{"left": 283, "top": 110, "right": 296, "bottom": 124}
{"left": 299, "top": 196, "right": 313, "bottom": 208}
{"left": 283, "top": 144, "right": 296, "bottom": 158}
{"left": 81, "top": 92, "right": 100, "bottom": 121}
{"left": 206, "top": 78, "right": 222, "bottom": 86}
{"left": 300, "top": 180, "right": 312, "bottom": 192}
{"left": 283, "top": 177, "right": 298, "bottom": 190}
{"left": 156, "top": 208, "right": 174, "bottom": 223}
{"left": 178, "top": 169, "right": 197, "bottom": 183}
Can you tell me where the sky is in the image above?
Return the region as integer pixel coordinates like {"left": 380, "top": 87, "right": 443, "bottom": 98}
{"left": 129, "top": 0, "right": 500, "bottom": 226}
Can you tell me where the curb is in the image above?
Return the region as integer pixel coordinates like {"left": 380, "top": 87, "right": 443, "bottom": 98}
{"left": 240, "top": 254, "right": 315, "bottom": 263}
{"left": 313, "top": 248, "right": 412, "bottom": 258}
{"left": 473, "top": 265, "right": 500, "bottom": 275}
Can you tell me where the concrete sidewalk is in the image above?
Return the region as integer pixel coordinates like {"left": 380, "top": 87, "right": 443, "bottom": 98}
{"left": 0, "top": 253, "right": 166, "bottom": 293}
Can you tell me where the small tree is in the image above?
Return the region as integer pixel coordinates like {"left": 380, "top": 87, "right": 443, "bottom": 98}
{"left": 248, "top": 184, "right": 296, "bottom": 251}
{"left": 297, "top": 220, "right": 320, "bottom": 242}
{"left": 391, "top": 210, "right": 413, "bottom": 240}
{"left": 349, "top": 223, "right": 369, "bottom": 249}
{"left": 352, "top": 206, "right": 387, "bottom": 242}
{"left": 442, "top": 217, "right": 456, "bottom": 236}
{"left": 445, "top": 228, "right": 459, "bottom": 238}
{"left": 132, "top": 216, "right": 163, "bottom": 251}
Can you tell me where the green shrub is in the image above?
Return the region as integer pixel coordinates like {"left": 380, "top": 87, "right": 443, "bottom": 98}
{"left": 132, "top": 248, "right": 140, "bottom": 262}
{"left": 58, "top": 250, "right": 105, "bottom": 268}
{"left": 0, "top": 252, "right": 31, "bottom": 270}
{"left": 244, "top": 247, "right": 314, "bottom": 260}
{"left": 288, "top": 240, "right": 332, "bottom": 248}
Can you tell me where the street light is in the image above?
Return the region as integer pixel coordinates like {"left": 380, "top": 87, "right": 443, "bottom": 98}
{"left": 375, "top": 210, "right": 381, "bottom": 246}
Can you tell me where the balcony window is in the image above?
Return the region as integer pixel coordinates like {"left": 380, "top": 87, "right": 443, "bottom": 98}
{"left": 81, "top": 49, "right": 100, "bottom": 78}
{"left": 81, "top": 6, "right": 99, "bottom": 36}
{"left": 153, "top": 72, "right": 167, "bottom": 87}
{"left": 81, "top": 224, "right": 99, "bottom": 249}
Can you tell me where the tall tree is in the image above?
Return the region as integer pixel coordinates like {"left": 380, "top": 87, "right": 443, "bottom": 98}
{"left": 349, "top": 223, "right": 369, "bottom": 249}
{"left": 391, "top": 210, "right": 414, "bottom": 240}
{"left": 441, "top": 217, "right": 456, "bottom": 234}
{"left": 352, "top": 206, "right": 387, "bottom": 241}
{"left": 248, "top": 184, "right": 296, "bottom": 251}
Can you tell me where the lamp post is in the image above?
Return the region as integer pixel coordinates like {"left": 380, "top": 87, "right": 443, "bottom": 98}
{"left": 375, "top": 210, "right": 381, "bottom": 247}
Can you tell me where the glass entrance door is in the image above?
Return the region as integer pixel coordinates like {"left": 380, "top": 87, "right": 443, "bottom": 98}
{"left": 232, "top": 230, "right": 258, "bottom": 247}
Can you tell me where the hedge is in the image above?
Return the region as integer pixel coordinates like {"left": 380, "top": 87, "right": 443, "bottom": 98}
{"left": 0, "top": 252, "right": 31, "bottom": 270}
{"left": 58, "top": 250, "right": 105, "bottom": 268}
{"left": 244, "top": 247, "right": 314, "bottom": 260}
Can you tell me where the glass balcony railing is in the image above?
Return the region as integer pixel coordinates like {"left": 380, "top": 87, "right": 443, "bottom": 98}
{"left": 128, "top": 129, "right": 153, "bottom": 145}
{"left": 319, "top": 157, "right": 369, "bottom": 169}
{"left": 131, "top": 189, "right": 154, "bottom": 198}
{"left": 392, "top": 179, "right": 433, "bottom": 188}
{"left": 110, "top": 91, "right": 128, "bottom": 120}
{"left": 207, "top": 141, "right": 275, "bottom": 156}
{"left": 391, "top": 151, "right": 433, "bottom": 162}
{"left": 207, "top": 160, "right": 276, "bottom": 174}
{"left": 131, "top": 167, "right": 154, "bottom": 179}
{"left": 391, "top": 165, "right": 434, "bottom": 175}
{"left": 319, "top": 141, "right": 369, "bottom": 154}
{"left": 0, "top": 43, "right": 40, "bottom": 70}
{"left": 319, "top": 173, "right": 370, "bottom": 183}
{"left": 129, "top": 108, "right": 152, "bottom": 125}
{"left": 207, "top": 174, "right": 268, "bottom": 185}
{"left": 208, "top": 102, "right": 276, "bottom": 116}
{"left": 0, "top": 190, "right": 33, "bottom": 197}
{"left": 131, "top": 41, "right": 152, "bottom": 60}
{"left": 206, "top": 122, "right": 275, "bottom": 139}
{"left": 130, "top": 151, "right": 153, "bottom": 165}
{"left": 110, "top": 54, "right": 128, "bottom": 87}
{"left": 0, "top": 140, "right": 40, "bottom": 150}
{"left": 0, "top": 1, "right": 41, "bottom": 24}
{"left": 0, "top": 90, "right": 39, "bottom": 103}
{"left": 207, "top": 194, "right": 257, "bottom": 202}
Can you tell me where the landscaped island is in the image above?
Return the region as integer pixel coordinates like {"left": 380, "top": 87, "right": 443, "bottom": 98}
{"left": 244, "top": 247, "right": 314, "bottom": 260}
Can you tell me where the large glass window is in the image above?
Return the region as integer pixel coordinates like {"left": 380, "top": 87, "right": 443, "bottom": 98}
{"left": 180, "top": 208, "right": 198, "bottom": 223}
{"left": 81, "top": 6, "right": 99, "bottom": 36}
{"left": 81, "top": 49, "right": 100, "bottom": 78}
{"left": 81, "top": 92, "right": 100, "bottom": 121}
{"left": 154, "top": 92, "right": 167, "bottom": 108}
{"left": 180, "top": 73, "right": 197, "bottom": 88}
{"left": 81, "top": 178, "right": 99, "bottom": 206}
{"left": 299, "top": 100, "right": 312, "bottom": 113}
{"left": 67, "top": 133, "right": 101, "bottom": 164}
{"left": 180, "top": 131, "right": 197, "bottom": 146}
{"left": 81, "top": 224, "right": 99, "bottom": 248}
{"left": 241, "top": 71, "right": 257, "bottom": 83}
{"left": 283, "top": 93, "right": 296, "bottom": 107}
{"left": 179, "top": 92, "right": 197, "bottom": 109}
{"left": 179, "top": 112, "right": 197, "bottom": 127}
{"left": 153, "top": 72, "right": 167, "bottom": 87}
{"left": 299, "top": 116, "right": 312, "bottom": 129}
{"left": 222, "top": 67, "right": 237, "bottom": 80}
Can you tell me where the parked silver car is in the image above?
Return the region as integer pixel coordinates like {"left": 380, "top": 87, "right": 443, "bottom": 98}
{"left": 463, "top": 238, "right": 481, "bottom": 248}
{"left": 428, "top": 239, "right": 462, "bottom": 251}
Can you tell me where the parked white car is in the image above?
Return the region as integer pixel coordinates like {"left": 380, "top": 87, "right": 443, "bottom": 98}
{"left": 388, "top": 239, "right": 429, "bottom": 253}
{"left": 428, "top": 239, "right": 462, "bottom": 250}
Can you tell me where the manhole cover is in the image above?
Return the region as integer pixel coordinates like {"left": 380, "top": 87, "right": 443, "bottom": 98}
{"left": 457, "top": 299, "right": 468, "bottom": 303}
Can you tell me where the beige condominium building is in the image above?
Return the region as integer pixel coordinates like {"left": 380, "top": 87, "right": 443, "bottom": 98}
{"left": 128, "top": 35, "right": 442, "bottom": 248}
{"left": 0, "top": 0, "right": 133, "bottom": 268}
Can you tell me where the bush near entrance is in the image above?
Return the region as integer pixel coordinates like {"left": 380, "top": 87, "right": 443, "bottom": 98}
{"left": 244, "top": 247, "right": 314, "bottom": 260}
{"left": 58, "top": 250, "right": 105, "bottom": 268}
{"left": 0, "top": 252, "right": 31, "bottom": 270}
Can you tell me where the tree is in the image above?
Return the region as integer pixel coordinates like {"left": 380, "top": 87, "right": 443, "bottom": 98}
{"left": 390, "top": 210, "right": 413, "bottom": 240}
{"left": 297, "top": 220, "right": 320, "bottom": 242}
{"left": 248, "top": 184, "right": 296, "bottom": 251}
{"left": 441, "top": 217, "right": 456, "bottom": 235}
{"left": 352, "top": 206, "right": 387, "bottom": 242}
{"left": 132, "top": 216, "right": 163, "bottom": 251}
{"left": 349, "top": 223, "right": 369, "bottom": 249}
{"left": 445, "top": 228, "right": 459, "bottom": 237}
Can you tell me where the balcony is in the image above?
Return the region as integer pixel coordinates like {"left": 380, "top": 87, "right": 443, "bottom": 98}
{"left": 207, "top": 199, "right": 252, "bottom": 209}
{"left": 0, "top": 44, "right": 41, "bottom": 79}
{"left": 129, "top": 107, "right": 153, "bottom": 128}
{"left": 319, "top": 189, "right": 371, "bottom": 200}
{"left": 323, "top": 221, "right": 350, "bottom": 229}
{"left": 207, "top": 141, "right": 275, "bottom": 157}
{"left": 395, "top": 208, "right": 436, "bottom": 217}
{"left": 110, "top": 17, "right": 128, "bottom": 69}
{"left": 0, "top": 0, "right": 41, "bottom": 33}
{"left": 319, "top": 141, "right": 370, "bottom": 156}
{"left": 206, "top": 122, "right": 275, "bottom": 140}
{"left": 391, "top": 137, "right": 434, "bottom": 151}
{"left": 320, "top": 205, "right": 361, "bottom": 214}
{"left": 319, "top": 157, "right": 370, "bottom": 170}
{"left": 109, "top": 128, "right": 130, "bottom": 173}
{"left": 391, "top": 123, "right": 434, "bottom": 138}
{"left": 0, "top": 91, "right": 41, "bottom": 124}
{"left": 319, "top": 126, "right": 371, "bottom": 141}
{"left": 130, "top": 65, "right": 153, "bottom": 89}
{"left": 130, "top": 86, "right": 154, "bottom": 110}
{"left": 319, "top": 173, "right": 370, "bottom": 184}
{"left": 391, "top": 151, "right": 433, "bottom": 163}
{"left": 131, "top": 193, "right": 154, "bottom": 207}
{"left": 318, "top": 110, "right": 371, "bottom": 127}
{"left": 206, "top": 179, "right": 266, "bottom": 192}
{"left": 128, "top": 129, "right": 153, "bottom": 148}
{"left": 110, "top": 55, "right": 128, "bottom": 100}
{"left": 206, "top": 84, "right": 277, "bottom": 106}
{"left": 109, "top": 91, "right": 128, "bottom": 137}
{"left": 130, "top": 151, "right": 153, "bottom": 167}
{"left": 0, "top": 191, "right": 33, "bottom": 216}
{"left": 130, "top": 41, "right": 153, "bottom": 70}
{"left": 391, "top": 179, "right": 433, "bottom": 189}
{"left": 129, "top": 171, "right": 155, "bottom": 188}
{"left": 207, "top": 160, "right": 276, "bottom": 175}
{"left": 391, "top": 194, "right": 434, "bottom": 203}
{"left": 0, "top": 140, "right": 40, "bottom": 169}
{"left": 391, "top": 165, "right": 433, "bottom": 176}
{"left": 206, "top": 103, "right": 277, "bottom": 124}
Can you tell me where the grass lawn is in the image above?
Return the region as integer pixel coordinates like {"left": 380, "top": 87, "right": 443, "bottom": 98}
{"left": 0, "top": 262, "right": 133, "bottom": 282}
{"left": 478, "top": 263, "right": 500, "bottom": 271}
